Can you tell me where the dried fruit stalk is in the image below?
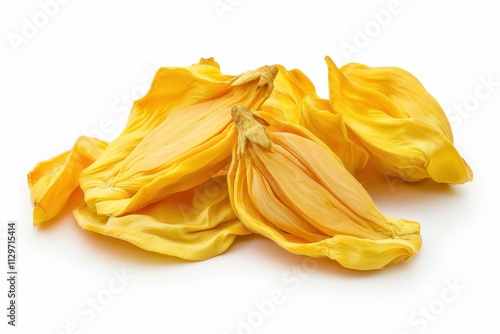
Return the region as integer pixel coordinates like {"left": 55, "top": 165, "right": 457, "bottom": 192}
{"left": 29, "top": 134, "right": 251, "bottom": 259}
{"left": 341, "top": 62, "right": 453, "bottom": 141}
{"left": 26, "top": 56, "right": 473, "bottom": 271}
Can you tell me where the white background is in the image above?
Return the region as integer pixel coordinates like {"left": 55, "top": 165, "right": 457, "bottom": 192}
{"left": 1, "top": 0, "right": 499, "bottom": 333}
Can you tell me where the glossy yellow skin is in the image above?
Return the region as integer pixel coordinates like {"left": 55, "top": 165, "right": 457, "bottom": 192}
{"left": 28, "top": 135, "right": 250, "bottom": 260}
{"left": 326, "top": 56, "right": 472, "bottom": 183}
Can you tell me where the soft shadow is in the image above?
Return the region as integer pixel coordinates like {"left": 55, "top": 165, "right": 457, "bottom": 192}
{"left": 35, "top": 189, "right": 192, "bottom": 266}
{"left": 77, "top": 225, "right": 190, "bottom": 266}
{"left": 227, "top": 233, "right": 412, "bottom": 278}
{"left": 34, "top": 185, "right": 423, "bottom": 274}
{"left": 354, "top": 162, "right": 457, "bottom": 205}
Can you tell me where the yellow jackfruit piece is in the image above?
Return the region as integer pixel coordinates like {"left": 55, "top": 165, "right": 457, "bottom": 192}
{"left": 26, "top": 56, "right": 473, "bottom": 271}
{"left": 326, "top": 56, "right": 472, "bottom": 183}
{"left": 228, "top": 105, "right": 421, "bottom": 270}
{"left": 74, "top": 175, "right": 251, "bottom": 260}
{"left": 27, "top": 136, "right": 108, "bottom": 225}
{"left": 79, "top": 62, "right": 278, "bottom": 217}
{"left": 28, "top": 134, "right": 251, "bottom": 259}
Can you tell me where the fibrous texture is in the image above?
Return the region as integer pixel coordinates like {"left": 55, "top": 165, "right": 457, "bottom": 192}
{"left": 228, "top": 106, "right": 421, "bottom": 270}
{"left": 327, "top": 56, "right": 472, "bottom": 183}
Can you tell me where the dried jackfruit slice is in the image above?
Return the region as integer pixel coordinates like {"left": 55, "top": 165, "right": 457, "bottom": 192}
{"left": 74, "top": 175, "right": 251, "bottom": 261}
{"left": 326, "top": 56, "right": 472, "bottom": 183}
{"left": 78, "top": 60, "right": 234, "bottom": 211}
{"left": 27, "top": 136, "right": 108, "bottom": 225}
{"left": 227, "top": 106, "right": 421, "bottom": 270}
{"left": 80, "top": 62, "right": 278, "bottom": 217}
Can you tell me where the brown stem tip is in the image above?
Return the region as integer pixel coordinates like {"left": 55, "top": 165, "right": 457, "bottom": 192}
{"left": 231, "top": 105, "right": 271, "bottom": 157}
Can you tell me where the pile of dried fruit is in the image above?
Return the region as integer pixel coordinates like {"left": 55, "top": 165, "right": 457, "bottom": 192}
{"left": 27, "top": 56, "right": 472, "bottom": 270}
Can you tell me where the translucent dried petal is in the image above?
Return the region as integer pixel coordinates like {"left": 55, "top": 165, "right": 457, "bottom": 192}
{"left": 197, "top": 57, "right": 220, "bottom": 69}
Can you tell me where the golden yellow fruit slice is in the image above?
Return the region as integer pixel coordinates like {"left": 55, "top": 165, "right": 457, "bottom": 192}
{"left": 326, "top": 56, "right": 472, "bottom": 183}
{"left": 80, "top": 62, "right": 278, "bottom": 216}
{"left": 27, "top": 136, "right": 108, "bottom": 225}
{"left": 228, "top": 106, "right": 421, "bottom": 270}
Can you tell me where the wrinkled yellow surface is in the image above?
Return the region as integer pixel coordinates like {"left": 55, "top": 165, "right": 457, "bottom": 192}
{"left": 299, "top": 96, "right": 369, "bottom": 174}
{"left": 228, "top": 109, "right": 421, "bottom": 270}
{"left": 27, "top": 136, "right": 108, "bottom": 225}
{"left": 27, "top": 56, "right": 473, "bottom": 270}
{"left": 341, "top": 62, "right": 453, "bottom": 141}
{"left": 80, "top": 62, "right": 277, "bottom": 217}
{"left": 28, "top": 133, "right": 250, "bottom": 260}
{"left": 74, "top": 175, "right": 251, "bottom": 261}
{"left": 326, "top": 56, "right": 473, "bottom": 183}
{"left": 261, "top": 64, "right": 317, "bottom": 123}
